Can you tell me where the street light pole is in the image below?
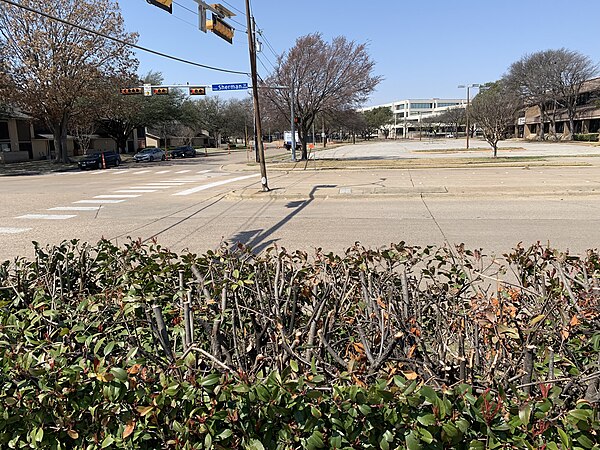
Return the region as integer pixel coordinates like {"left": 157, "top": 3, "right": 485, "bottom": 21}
{"left": 245, "top": 0, "right": 268, "bottom": 191}
{"left": 458, "top": 83, "right": 480, "bottom": 149}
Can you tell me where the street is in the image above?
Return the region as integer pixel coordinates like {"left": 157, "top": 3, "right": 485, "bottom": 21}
{"left": 1, "top": 143, "right": 600, "bottom": 261}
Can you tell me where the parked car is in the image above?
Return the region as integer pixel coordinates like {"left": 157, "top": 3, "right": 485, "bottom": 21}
{"left": 78, "top": 151, "right": 121, "bottom": 170}
{"left": 133, "top": 147, "right": 166, "bottom": 162}
{"left": 170, "top": 146, "right": 196, "bottom": 158}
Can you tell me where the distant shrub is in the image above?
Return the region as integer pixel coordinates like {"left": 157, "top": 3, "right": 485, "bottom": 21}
{"left": 573, "top": 133, "right": 599, "bottom": 141}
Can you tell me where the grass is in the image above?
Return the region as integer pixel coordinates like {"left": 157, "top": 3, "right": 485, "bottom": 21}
{"left": 263, "top": 156, "right": 592, "bottom": 171}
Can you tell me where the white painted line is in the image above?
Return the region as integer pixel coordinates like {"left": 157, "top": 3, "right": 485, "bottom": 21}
{"left": 115, "top": 189, "right": 157, "bottom": 193}
{"left": 155, "top": 170, "right": 171, "bottom": 174}
{"left": 132, "top": 170, "right": 151, "bottom": 174}
{"left": 173, "top": 174, "right": 260, "bottom": 196}
{"left": 152, "top": 182, "right": 187, "bottom": 185}
{"left": 130, "top": 185, "right": 171, "bottom": 189}
{"left": 197, "top": 170, "right": 210, "bottom": 174}
{"left": 175, "top": 170, "right": 191, "bottom": 174}
{"left": 16, "top": 214, "right": 76, "bottom": 220}
{"left": 0, "top": 227, "right": 31, "bottom": 234}
{"left": 94, "top": 194, "right": 141, "bottom": 199}
{"left": 49, "top": 206, "right": 101, "bottom": 211}
{"left": 112, "top": 170, "right": 131, "bottom": 175}
{"left": 74, "top": 199, "right": 125, "bottom": 204}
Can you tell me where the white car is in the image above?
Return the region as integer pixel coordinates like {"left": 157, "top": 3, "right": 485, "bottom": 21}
{"left": 133, "top": 147, "right": 166, "bottom": 162}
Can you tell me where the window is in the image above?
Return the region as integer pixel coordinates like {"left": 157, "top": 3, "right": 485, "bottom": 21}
{"left": 395, "top": 104, "right": 404, "bottom": 110}
{"left": 411, "top": 103, "right": 433, "bottom": 109}
{"left": 0, "top": 122, "right": 9, "bottom": 140}
{"left": 437, "top": 102, "right": 459, "bottom": 107}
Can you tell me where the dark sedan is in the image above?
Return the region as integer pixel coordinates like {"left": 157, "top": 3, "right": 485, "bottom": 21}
{"left": 170, "top": 146, "right": 196, "bottom": 158}
{"left": 78, "top": 151, "right": 121, "bottom": 170}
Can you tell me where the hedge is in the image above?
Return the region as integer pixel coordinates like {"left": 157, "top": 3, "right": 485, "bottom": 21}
{"left": 0, "top": 239, "right": 598, "bottom": 448}
{"left": 573, "top": 133, "right": 599, "bottom": 142}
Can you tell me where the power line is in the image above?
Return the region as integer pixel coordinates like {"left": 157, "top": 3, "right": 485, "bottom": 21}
{"left": 221, "top": 0, "right": 246, "bottom": 17}
{"left": 0, "top": 0, "right": 250, "bottom": 76}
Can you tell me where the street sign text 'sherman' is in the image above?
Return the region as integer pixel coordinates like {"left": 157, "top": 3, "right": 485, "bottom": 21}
{"left": 212, "top": 83, "right": 249, "bottom": 91}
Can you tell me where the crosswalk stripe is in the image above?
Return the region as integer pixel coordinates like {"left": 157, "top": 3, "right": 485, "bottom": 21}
{"left": 156, "top": 170, "right": 171, "bottom": 174}
{"left": 16, "top": 214, "right": 76, "bottom": 220}
{"left": 115, "top": 189, "right": 157, "bottom": 193}
{"left": 0, "top": 227, "right": 31, "bottom": 234}
{"left": 74, "top": 199, "right": 125, "bottom": 204}
{"left": 129, "top": 185, "right": 172, "bottom": 189}
{"left": 175, "top": 170, "right": 191, "bottom": 174}
{"left": 173, "top": 174, "right": 260, "bottom": 196}
{"left": 94, "top": 194, "right": 141, "bottom": 199}
{"left": 49, "top": 206, "right": 101, "bottom": 211}
{"left": 132, "top": 170, "right": 151, "bottom": 174}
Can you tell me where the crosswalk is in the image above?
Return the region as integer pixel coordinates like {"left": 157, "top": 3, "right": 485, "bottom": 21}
{"left": 2, "top": 168, "right": 259, "bottom": 235}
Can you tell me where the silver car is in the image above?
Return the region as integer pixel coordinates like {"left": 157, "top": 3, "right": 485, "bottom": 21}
{"left": 133, "top": 147, "right": 166, "bottom": 162}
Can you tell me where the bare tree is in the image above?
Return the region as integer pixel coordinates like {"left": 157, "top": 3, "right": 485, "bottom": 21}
{"left": 0, "top": 0, "right": 137, "bottom": 162}
{"left": 261, "top": 33, "right": 381, "bottom": 159}
{"left": 506, "top": 49, "right": 598, "bottom": 141}
{"left": 434, "top": 107, "right": 465, "bottom": 137}
{"left": 550, "top": 49, "right": 598, "bottom": 139}
{"left": 469, "top": 81, "right": 521, "bottom": 157}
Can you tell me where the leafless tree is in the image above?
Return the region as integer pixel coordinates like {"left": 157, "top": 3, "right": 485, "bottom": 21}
{"left": 435, "top": 107, "right": 465, "bottom": 137}
{"left": 469, "top": 81, "right": 522, "bottom": 157}
{"left": 506, "top": 49, "right": 598, "bottom": 141}
{"left": 0, "top": 0, "right": 138, "bottom": 162}
{"left": 261, "top": 33, "right": 381, "bottom": 159}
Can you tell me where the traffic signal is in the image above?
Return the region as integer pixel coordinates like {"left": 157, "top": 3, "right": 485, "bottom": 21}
{"left": 189, "top": 87, "right": 206, "bottom": 95}
{"left": 146, "top": 0, "right": 172, "bottom": 14}
{"left": 294, "top": 116, "right": 301, "bottom": 124}
{"left": 120, "top": 87, "right": 143, "bottom": 95}
{"left": 207, "top": 15, "right": 234, "bottom": 44}
{"left": 153, "top": 87, "right": 169, "bottom": 95}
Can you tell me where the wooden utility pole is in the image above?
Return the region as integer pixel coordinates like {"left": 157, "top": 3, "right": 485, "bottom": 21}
{"left": 245, "top": 1, "right": 269, "bottom": 191}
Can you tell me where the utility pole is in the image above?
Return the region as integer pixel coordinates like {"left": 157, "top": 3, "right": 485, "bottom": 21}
{"left": 458, "top": 83, "right": 480, "bottom": 149}
{"left": 245, "top": 1, "right": 269, "bottom": 191}
{"left": 290, "top": 79, "right": 297, "bottom": 162}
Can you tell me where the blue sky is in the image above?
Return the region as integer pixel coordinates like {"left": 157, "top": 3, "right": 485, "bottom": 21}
{"left": 119, "top": 0, "right": 600, "bottom": 106}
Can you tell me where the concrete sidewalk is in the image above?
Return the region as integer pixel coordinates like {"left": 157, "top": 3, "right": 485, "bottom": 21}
{"left": 224, "top": 159, "right": 600, "bottom": 200}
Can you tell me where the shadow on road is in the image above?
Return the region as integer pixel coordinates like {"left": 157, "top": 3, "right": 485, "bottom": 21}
{"left": 228, "top": 184, "right": 337, "bottom": 253}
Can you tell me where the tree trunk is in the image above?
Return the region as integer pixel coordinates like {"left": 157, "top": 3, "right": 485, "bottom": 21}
{"left": 538, "top": 103, "right": 545, "bottom": 140}
{"left": 492, "top": 143, "right": 498, "bottom": 158}
{"left": 568, "top": 114, "right": 576, "bottom": 141}
{"left": 53, "top": 117, "right": 69, "bottom": 163}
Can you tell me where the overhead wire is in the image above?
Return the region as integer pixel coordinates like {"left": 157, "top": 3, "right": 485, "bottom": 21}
{"left": 0, "top": 0, "right": 250, "bottom": 75}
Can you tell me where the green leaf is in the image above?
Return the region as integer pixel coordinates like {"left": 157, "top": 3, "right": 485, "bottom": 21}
{"left": 204, "top": 433, "right": 212, "bottom": 449}
{"left": 200, "top": 374, "right": 221, "bottom": 387}
{"left": 518, "top": 404, "right": 531, "bottom": 426}
{"left": 290, "top": 360, "right": 299, "bottom": 372}
{"left": 379, "top": 436, "right": 389, "bottom": 450}
{"left": 469, "top": 440, "right": 485, "bottom": 450}
{"left": 557, "top": 428, "right": 571, "bottom": 449}
{"left": 110, "top": 367, "right": 128, "bottom": 382}
{"left": 101, "top": 435, "right": 115, "bottom": 448}
{"left": 217, "top": 429, "right": 233, "bottom": 440}
{"left": 576, "top": 434, "right": 595, "bottom": 449}
{"left": 417, "top": 414, "right": 436, "bottom": 426}
{"left": 246, "top": 439, "right": 265, "bottom": 450}
{"left": 442, "top": 422, "right": 459, "bottom": 438}
{"left": 34, "top": 427, "right": 44, "bottom": 443}
{"left": 311, "top": 406, "right": 322, "bottom": 418}
{"left": 568, "top": 409, "right": 592, "bottom": 422}
{"left": 419, "top": 428, "right": 434, "bottom": 444}
{"left": 406, "top": 431, "right": 421, "bottom": 450}
{"left": 306, "top": 431, "right": 325, "bottom": 449}
{"left": 358, "top": 404, "right": 371, "bottom": 415}
{"left": 104, "top": 341, "right": 115, "bottom": 356}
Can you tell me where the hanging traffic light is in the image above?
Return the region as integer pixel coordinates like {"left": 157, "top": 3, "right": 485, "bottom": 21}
{"left": 189, "top": 87, "right": 206, "bottom": 95}
{"left": 153, "top": 87, "right": 169, "bottom": 95}
{"left": 120, "top": 87, "right": 143, "bottom": 95}
{"left": 146, "top": 0, "right": 172, "bottom": 14}
{"left": 207, "top": 14, "right": 234, "bottom": 44}
{"left": 294, "top": 116, "right": 301, "bottom": 124}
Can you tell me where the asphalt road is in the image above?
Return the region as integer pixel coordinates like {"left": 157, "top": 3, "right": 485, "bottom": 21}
{"left": 1, "top": 144, "right": 599, "bottom": 261}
